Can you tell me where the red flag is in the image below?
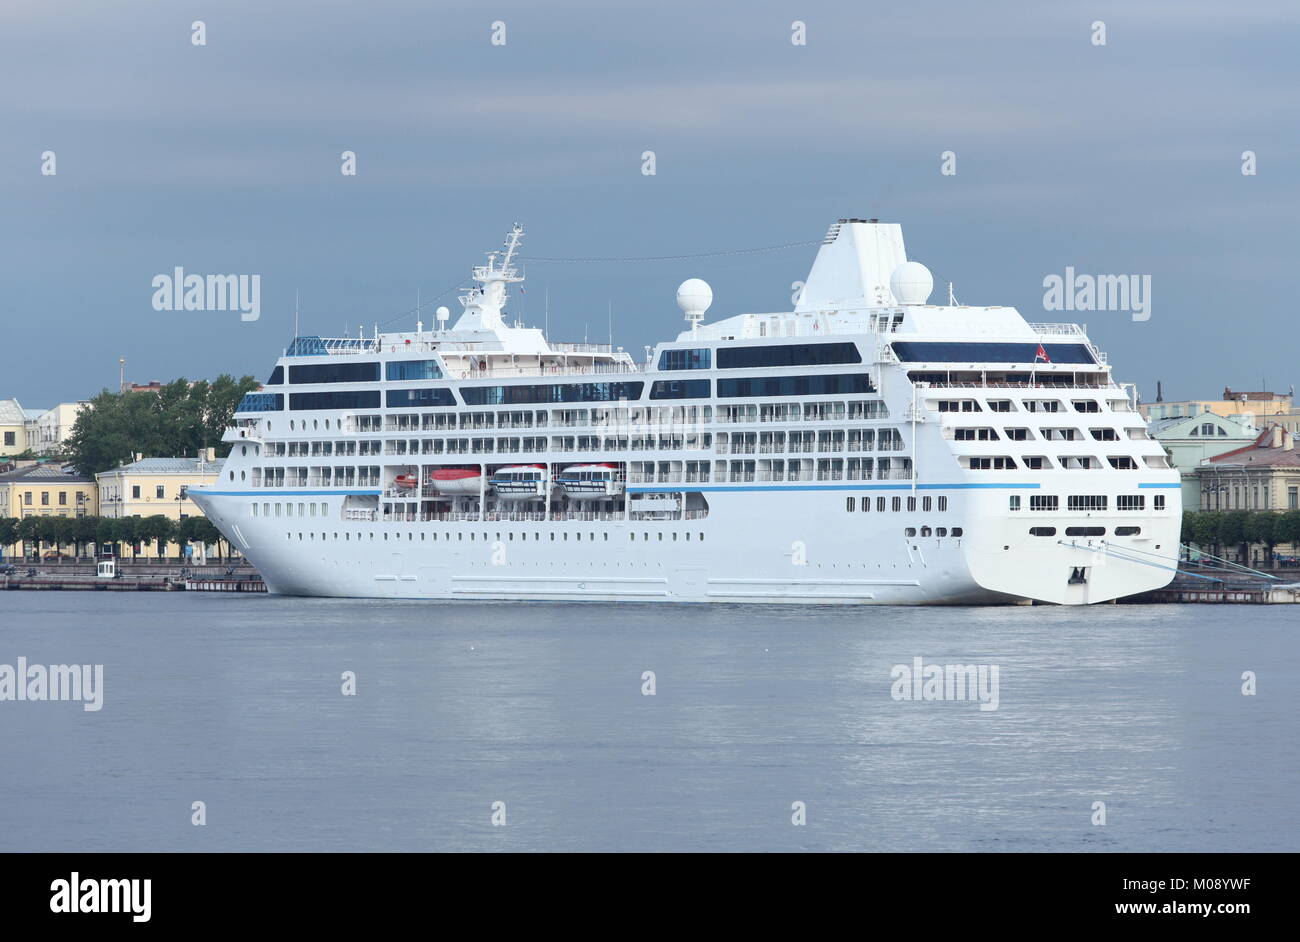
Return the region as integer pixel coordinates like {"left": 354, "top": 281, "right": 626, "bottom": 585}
{"left": 1034, "top": 343, "right": 1051, "bottom": 363}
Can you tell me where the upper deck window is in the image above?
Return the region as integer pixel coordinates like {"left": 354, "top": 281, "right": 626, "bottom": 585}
{"left": 891, "top": 342, "right": 1096, "bottom": 364}
{"left": 236, "top": 392, "right": 283, "bottom": 413}
{"left": 462, "top": 382, "right": 645, "bottom": 405}
{"left": 386, "top": 388, "right": 456, "bottom": 408}
{"left": 716, "top": 342, "right": 861, "bottom": 369}
{"left": 386, "top": 359, "right": 443, "bottom": 381}
{"left": 288, "top": 361, "right": 380, "bottom": 384}
{"left": 659, "top": 348, "right": 712, "bottom": 371}
{"left": 266, "top": 366, "right": 284, "bottom": 385}
{"left": 650, "top": 379, "right": 711, "bottom": 400}
{"left": 717, "top": 373, "right": 874, "bottom": 398}
{"left": 289, "top": 390, "right": 381, "bottom": 411}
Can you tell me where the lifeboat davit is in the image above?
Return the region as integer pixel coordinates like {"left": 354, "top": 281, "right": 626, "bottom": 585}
{"left": 491, "top": 464, "right": 548, "bottom": 499}
{"left": 428, "top": 467, "right": 483, "bottom": 496}
{"left": 558, "top": 463, "right": 624, "bottom": 497}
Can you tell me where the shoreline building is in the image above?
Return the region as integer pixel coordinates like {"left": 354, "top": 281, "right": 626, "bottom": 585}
{"left": 30, "top": 402, "right": 89, "bottom": 455}
{"left": 1150, "top": 412, "right": 1259, "bottom": 510}
{"left": 95, "top": 453, "right": 223, "bottom": 557}
{"left": 0, "top": 464, "right": 99, "bottom": 559}
{"left": 1195, "top": 425, "right": 1300, "bottom": 512}
{"left": 0, "top": 399, "right": 91, "bottom": 457}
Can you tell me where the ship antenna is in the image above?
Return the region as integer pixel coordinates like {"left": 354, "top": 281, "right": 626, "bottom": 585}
{"left": 294, "top": 288, "right": 300, "bottom": 337}
{"left": 947, "top": 282, "right": 956, "bottom": 306}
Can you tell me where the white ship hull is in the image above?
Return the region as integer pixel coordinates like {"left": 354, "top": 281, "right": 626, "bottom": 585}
{"left": 192, "top": 474, "right": 1179, "bottom": 605}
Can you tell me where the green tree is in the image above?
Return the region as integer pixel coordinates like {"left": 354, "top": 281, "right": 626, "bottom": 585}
{"left": 138, "top": 515, "right": 177, "bottom": 558}
{"left": 180, "top": 517, "right": 224, "bottom": 561}
{"left": 71, "top": 515, "right": 99, "bottom": 558}
{"left": 95, "top": 517, "right": 123, "bottom": 558}
{"left": 65, "top": 374, "right": 259, "bottom": 474}
{"left": 15, "top": 517, "right": 41, "bottom": 559}
{"left": 117, "top": 516, "right": 143, "bottom": 560}
{"left": 1185, "top": 511, "right": 1221, "bottom": 560}
{"left": 46, "top": 516, "right": 76, "bottom": 559}
{"left": 1244, "top": 511, "right": 1278, "bottom": 566}
{"left": 1217, "top": 510, "right": 1251, "bottom": 563}
{"left": 1277, "top": 510, "right": 1300, "bottom": 556}
{"left": 0, "top": 517, "right": 17, "bottom": 559}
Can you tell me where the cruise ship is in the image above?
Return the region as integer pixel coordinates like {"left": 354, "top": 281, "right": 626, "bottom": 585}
{"left": 189, "top": 220, "right": 1181, "bottom": 604}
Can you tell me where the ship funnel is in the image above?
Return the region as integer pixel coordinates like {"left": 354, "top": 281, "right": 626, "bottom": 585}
{"left": 795, "top": 219, "right": 908, "bottom": 312}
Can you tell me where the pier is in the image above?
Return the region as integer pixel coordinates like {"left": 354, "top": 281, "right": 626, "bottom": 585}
{"left": 0, "top": 560, "right": 264, "bottom": 593}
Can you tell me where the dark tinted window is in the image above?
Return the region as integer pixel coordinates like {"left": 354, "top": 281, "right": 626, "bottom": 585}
{"left": 717, "top": 342, "right": 861, "bottom": 369}
{"left": 658, "top": 348, "right": 712, "bottom": 370}
{"left": 650, "top": 379, "right": 711, "bottom": 400}
{"left": 386, "top": 388, "right": 456, "bottom": 408}
{"left": 288, "top": 361, "right": 381, "bottom": 384}
{"left": 717, "top": 374, "right": 875, "bottom": 398}
{"left": 386, "top": 360, "right": 443, "bottom": 381}
{"left": 266, "top": 366, "right": 284, "bottom": 385}
{"left": 289, "top": 390, "right": 381, "bottom": 410}
{"left": 236, "top": 392, "right": 283, "bottom": 412}
{"left": 891, "top": 342, "right": 1096, "bottom": 364}
{"left": 462, "top": 382, "right": 644, "bottom": 405}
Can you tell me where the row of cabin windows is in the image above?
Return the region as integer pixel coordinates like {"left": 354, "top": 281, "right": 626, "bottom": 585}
{"left": 845, "top": 495, "right": 952, "bottom": 515}
{"left": 937, "top": 399, "right": 1117, "bottom": 413}
{"left": 249, "top": 401, "right": 885, "bottom": 433}
{"left": 1029, "top": 526, "right": 1142, "bottom": 537}
{"left": 1007, "top": 494, "right": 1166, "bottom": 512}
{"left": 956, "top": 427, "right": 1126, "bottom": 442}
{"left": 964, "top": 455, "right": 1150, "bottom": 470}
{"left": 281, "top": 529, "right": 705, "bottom": 543}
{"left": 258, "top": 428, "right": 906, "bottom": 458}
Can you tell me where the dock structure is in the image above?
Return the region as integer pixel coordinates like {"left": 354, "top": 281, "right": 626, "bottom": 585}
{"left": 1, "top": 564, "right": 265, "bottom": 592}
{"left": 1139, "top": 583, "right": 1300, "bottom": 604}
{"left": 183, "top": 576, "right": 266, "bottom": 592}
{"left": 1, "top": 576, "right": 179, "bottom": 591}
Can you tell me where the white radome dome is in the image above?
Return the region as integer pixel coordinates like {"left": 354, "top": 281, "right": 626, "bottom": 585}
{"left": 890, "top": 262, "right": 933, "bottom": 305}
{"left": 676, "top": 278, "right": 713, "bottom": 320}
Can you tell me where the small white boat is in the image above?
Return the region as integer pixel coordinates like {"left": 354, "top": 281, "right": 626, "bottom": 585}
{"left": 491, "top": 465, "right": 548, "bottom": 499}
{"left": 558, "top": 463, "right": 624, "bottom": 497}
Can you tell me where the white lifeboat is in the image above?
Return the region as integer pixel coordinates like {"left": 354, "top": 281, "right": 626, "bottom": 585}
{"left": 491, "top": 464, "right": 548, "bottom": 499}
{"left": 558, "top": 463, "right": 625, "bottom": 497}
{"left": 429, "top": 467, "right": 483, "bottom": 496}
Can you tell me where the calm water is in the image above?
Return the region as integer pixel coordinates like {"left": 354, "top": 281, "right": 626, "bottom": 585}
{"left": 0, "top": 593, "right": 1295, "bottom": 852}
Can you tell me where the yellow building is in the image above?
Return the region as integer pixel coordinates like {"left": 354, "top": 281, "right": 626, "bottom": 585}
{"left": 0, "top": 463, "right": 99, "bottom": 559}
{"left": 0, "top": 463, "right": 99, "bottom": 519}
{"left": 95, "top": 453, "right": 223, "bottom": 557}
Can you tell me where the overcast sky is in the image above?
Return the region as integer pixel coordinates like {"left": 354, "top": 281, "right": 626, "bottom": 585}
{"left": 3, "top": 0, "right": 1298, "bottom": 406}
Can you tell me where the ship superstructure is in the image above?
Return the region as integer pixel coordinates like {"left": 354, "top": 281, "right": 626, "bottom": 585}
{"left": 190, "top": 220, "right": 1181, "bottom": 604}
